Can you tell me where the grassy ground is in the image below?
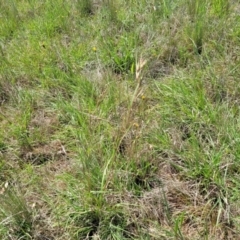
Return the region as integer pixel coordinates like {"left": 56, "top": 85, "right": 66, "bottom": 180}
{"left": 0, "top": 0, "right": 240, "bottom": 239}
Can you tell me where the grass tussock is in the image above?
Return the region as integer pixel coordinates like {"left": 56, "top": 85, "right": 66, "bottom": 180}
{"left": 0, "top": 0, "right": 240, "bottom": 239}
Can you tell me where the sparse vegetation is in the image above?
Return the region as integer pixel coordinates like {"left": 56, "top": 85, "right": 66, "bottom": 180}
{"left": 0, "top": 0, "right": 240, "bottom": 239}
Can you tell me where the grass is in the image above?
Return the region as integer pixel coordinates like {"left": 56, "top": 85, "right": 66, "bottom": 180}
{"left": 0, "top": 0, "right": 240, "bottom": 239}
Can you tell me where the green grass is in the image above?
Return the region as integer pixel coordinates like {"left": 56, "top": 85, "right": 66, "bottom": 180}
{"left": 0, "top": 0, "right": 240, "bottom": 239}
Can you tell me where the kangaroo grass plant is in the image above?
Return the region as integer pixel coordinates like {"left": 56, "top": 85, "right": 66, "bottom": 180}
{"left": 0, "top": 0, "right": 240, "bottom": 239}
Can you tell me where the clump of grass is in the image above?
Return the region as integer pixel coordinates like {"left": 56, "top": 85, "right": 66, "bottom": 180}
{"left": 0, "top": 186, "right": 33, "bottom": 239}
{"left": 210, "top": 0, "right": 230, "bottom": 16}
{"left": 101, "top": 33, "right": 137, "bottom": 74}
{"left": 76, "top": 0, "right": 94, "bottom": 16}
{"left": 0, "top": 0, "right": 21, "bottom": 39}
{"left": 1, "top": 0, "right": 240, "bottom": 239}
{"left": 102, "top": 0, "right": 119, "bottom": 23}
